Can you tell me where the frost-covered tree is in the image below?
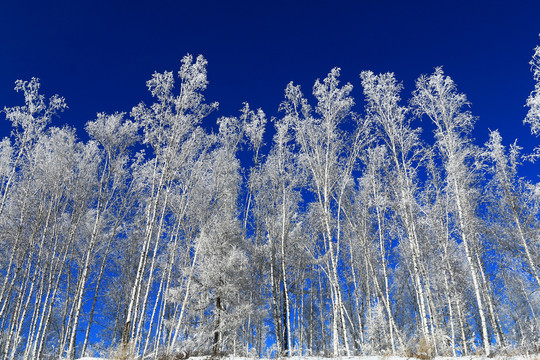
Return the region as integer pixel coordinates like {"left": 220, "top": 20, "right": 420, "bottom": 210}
{"left": 0, "top": 78, "right": 66, "bottom": 215}
{"left": 124, "top": 54, "right": 217, "bottom": 354}
{"left": 525, "top": 36, "right": 540, "bottom": 136}
{"left": 282, "top": 68, "right": 368, "bottom": 356}
{"left": 0, "top": 80, "right": 68, "bottom": 360}
{"left": 2, "top": 49, "right": 540, "bottom": 358}
{"left": 412, "top": 68, "right": 492, "bottom": 355}
{"left": 251, "top": 114, "right": 304, "bottom": 356}
{"left": 485, "top": 130, "right": 540, "bottom": 290}
{"left": 353, "top": 145, "right": 405, "bottom": 353}
{"left": 63, "top": 112, "right": 139, "bottom": 359}
{"left": 360, "top": 71, "right": 431, "bottom": 343}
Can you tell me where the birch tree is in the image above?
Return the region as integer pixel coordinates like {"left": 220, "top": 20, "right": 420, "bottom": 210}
{"left": 360, "top": 71, "right": 430, "bottom": 342}
{"left": 412, "top": 67, "right": 491, "bottom": 355}
{"left": 282, "top": 68, "right": 368, "bottom": 356}
{"left": 124, "top": 54, "right": 217, "bottom": 353}
{"left": 0, "top": 80, "right": 67, "bottom": 359}
{"left": 485, "top": 130, "right": 540, "bottom": 290}
{"left": 0, "top": 78, "right": 66, "bottom": 215}
{"left": 354, "top": 145, "right": 405, "bottom": 353}
{"left": 525, "top": 36, "right": 540, "bottom": 136}
{"left": 0, "top": 79, "right": 66, "bottom": 344}
{"left": 252, "top": 114, "right": 303, "bottom": 356}
{"left": 63, "top": 112, "right": 139, "bottom": 359}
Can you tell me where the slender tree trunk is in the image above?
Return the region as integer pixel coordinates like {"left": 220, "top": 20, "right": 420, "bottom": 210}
{"left": 134, "top": 189, "right": 171, "bottom": 353}
{"left": 443, "top": 273, "right": 457, "bottom": 357}
{"left": 269, "top": 253, "right": 283, "bottom": 355}
{"left": 213, "top": 296, "right": 222, "bottom": 356}
{"left": 280, "top": 186, "right": 292, "bottom": 356}
{"left": 142, "top": 265, "right": 166, "bottom": 356}
{"left": 29, "top": 228, "right": 68, "bottom": 360}
{"left": 66, "top": 212, "right": 102, "bottom": 359}
{"left": 452, "top": 178, "right": 490, "bottom": 355}
{"left": 150, "top": 218, "right": 183, "bottom": 358}
{"left": 374, "top": 203, "right": 395, "bottom": 354}
{"left": 169, "top": 232, "right": 202, "bottom": 350}
{"left": 299, "top": 271, "right": 305, "bottom": 355}
{"left": 125, "top": 159, "right": 167, "bottom": 346}
{"left": 456, "top": 298, "right": 468, "bottom": 356}
{"left": 476, "top": 253, "right": 504, "bottom": 347}
{"left": 347, "top": 235, "right": 364, "bottom": 353}
{"left": 81, "top": 229, "right": 116, "bottom": 356}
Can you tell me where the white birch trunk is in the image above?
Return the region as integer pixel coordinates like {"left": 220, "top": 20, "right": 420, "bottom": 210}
{"left": 169, "top": 232, "right": 202, "bottom": 350}
{"left": 373, "top": 198, "right": 396, "bottom": 353}
{"left": 125, "top": 158, "right": 167, "bottom": 346}
{"left": 65, "top": 210, "right": 102, "bottom": 359}
{"left": 452, "top": 178, "right": 490, "bottom": 355}
{"left": 279, "top": 181, "right": 292, "bottom": 356}
{"left": 134, "top": 189, "right": 171, "bottom": 353}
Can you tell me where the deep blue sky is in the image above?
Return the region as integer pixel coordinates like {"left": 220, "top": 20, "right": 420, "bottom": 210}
{"left": 1, "top": 0, "right": 540, "bottom": 164}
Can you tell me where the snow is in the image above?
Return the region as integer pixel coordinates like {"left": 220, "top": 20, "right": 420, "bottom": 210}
{"left": 76, "top": 356, "right": 540, "bottom": 360}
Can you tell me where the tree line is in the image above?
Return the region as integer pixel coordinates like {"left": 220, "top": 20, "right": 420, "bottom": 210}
{"left": 0, "top": 39, "right": 540, "bottom": 359}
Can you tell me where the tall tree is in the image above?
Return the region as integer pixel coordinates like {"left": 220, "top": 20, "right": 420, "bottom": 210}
{"left": 282, "top": 68, "right": 368, "bottom": 356}
{"left": 64, "top": 112, "right": 139, "bottom": 359}
{"left": 360, "top": 71, "right": 430, "bottom": 342}
{"left": 525, "top": 36, "right": 540, "bottom": 135}
{"left": 124, "top": 54, "right": 217, "bottom": 353}
{"left": 485, "top": 130, "right": 540, "bottom": 290}
{"left": 252, "top": 114, "right": 303, "bottom": 356}
{"left": 0, "top": 78, "right": 66, "bottom": 215}
{"left": 412, "top": 67, "right": 491, "bottom": 355}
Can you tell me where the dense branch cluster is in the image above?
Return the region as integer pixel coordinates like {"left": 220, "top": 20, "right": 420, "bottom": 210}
{"left": 1, "top": 44, "right": 540, "bottom": 359}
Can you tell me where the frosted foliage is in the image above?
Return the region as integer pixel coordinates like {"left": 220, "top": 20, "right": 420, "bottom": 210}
{"left": 241, "top": 102, "right": 267, "bottom": 151}
{"left": 360, "top": 71, "right": 411, "bottom": 139}
{"left": 412, "top": 67, "right": 474, "bottom": 136}
{"left": 366, "top": 301, "right": 388, "bottom": 352}
{"left": 2, "top": 78, "right": 66, "bottom": 142}
{"left": 85, "top": 112, "right": 139, "bottom": 151}
{"left": 486, "top": 129, "right": 522, "bottom": 172}
{"left": 132, "top": 54, "right": 218, "bottom": 150}
{"left": 313, "top": 67, "right": 354, "bottom": 123}
{"left": 0, "top": 138, "right": 13, "bottom": 177}
{"left": 486, "top": 130, "right": 506, "bottom": 166}
{"left": 217, "top": 116, "right": 243, "bottom": 149}
{"left": 361, "top": 71, "right": 403, "bottom": 108}
{"left": 525, "top": 39, "right": 540, "bottom": 135}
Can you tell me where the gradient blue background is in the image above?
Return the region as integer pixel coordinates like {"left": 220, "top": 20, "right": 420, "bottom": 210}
{"left": 1, "top": 0, "right": 539, "bottom": 169}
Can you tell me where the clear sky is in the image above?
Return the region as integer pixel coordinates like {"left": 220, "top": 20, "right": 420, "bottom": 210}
{"left": 1, "top": 0, "right": 540, "bottom": 164}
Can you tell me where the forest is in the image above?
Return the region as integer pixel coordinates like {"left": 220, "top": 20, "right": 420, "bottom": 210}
{"left": 0, "top": 39, "right": 540, "bottom": 360}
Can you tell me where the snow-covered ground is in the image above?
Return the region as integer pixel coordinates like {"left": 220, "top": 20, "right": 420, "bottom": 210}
{"left": 77, "top": 356, "right": 540, "bottom": 360}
